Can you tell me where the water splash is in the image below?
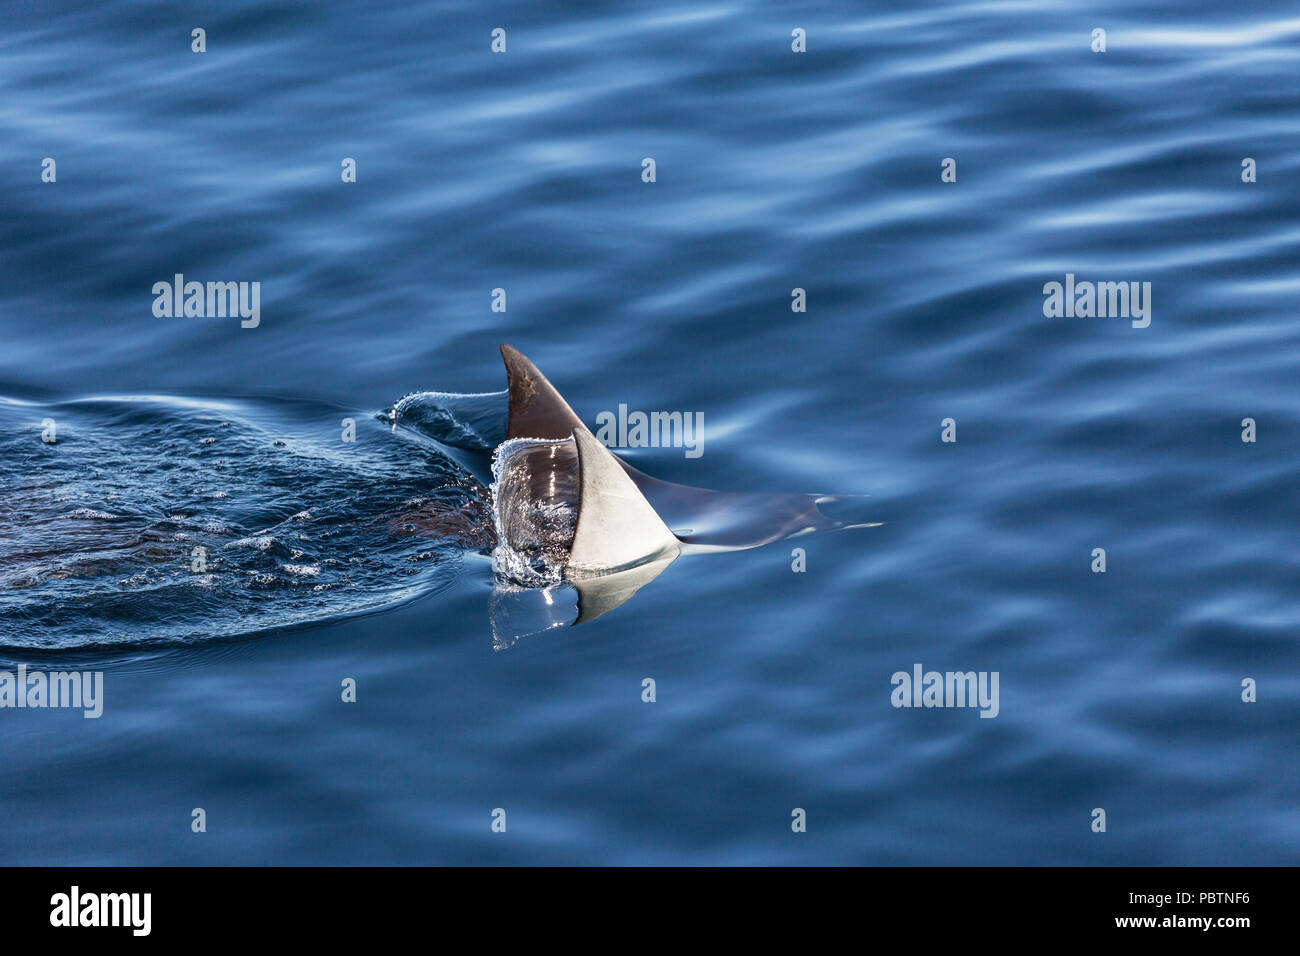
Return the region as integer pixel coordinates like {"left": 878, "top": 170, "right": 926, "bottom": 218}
{"left": 489, "top": 437, "right": 579, "bottom": 586}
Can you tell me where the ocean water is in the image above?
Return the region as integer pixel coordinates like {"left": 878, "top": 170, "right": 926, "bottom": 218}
{"left": 1, "top": 0, "right": 1297, "bottom": 864}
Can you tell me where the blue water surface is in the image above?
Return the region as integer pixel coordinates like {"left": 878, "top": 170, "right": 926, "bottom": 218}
{"left": 0, "top": 0, "right": 1297, "bottom": 864}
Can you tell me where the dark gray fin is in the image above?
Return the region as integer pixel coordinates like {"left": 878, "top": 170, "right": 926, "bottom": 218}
{"left": 501, "top": 344, "right": 587, "bottom": 441}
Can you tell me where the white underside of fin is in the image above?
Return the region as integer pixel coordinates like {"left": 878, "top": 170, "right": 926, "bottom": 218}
{"left": 567, "top": 427, "right": 682, "bottom": 577}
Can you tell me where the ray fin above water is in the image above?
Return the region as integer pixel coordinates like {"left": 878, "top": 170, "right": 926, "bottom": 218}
{"left": 499, "top": 343, "right": 869, "bottom": 557}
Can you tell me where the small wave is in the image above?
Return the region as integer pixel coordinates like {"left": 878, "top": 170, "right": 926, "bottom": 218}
{"left": 63, "top": 508, "right": 120, "bottom": 520}
{"left": 0, "top": 394, "right": 473, "bottom": 651}
{"left": 387, "top": 390, "right": 508, "bottom": 452}
{"left": 229, "top": 535, "right": 276, "bottom": 551}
